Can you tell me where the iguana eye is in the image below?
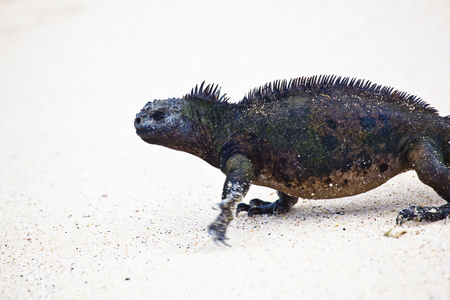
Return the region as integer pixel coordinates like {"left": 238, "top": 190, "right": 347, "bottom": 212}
{"left": 151, "top": 110, "right": 165, "bottom": 121}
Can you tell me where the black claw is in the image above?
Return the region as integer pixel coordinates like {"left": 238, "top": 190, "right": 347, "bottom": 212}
{"left": 396, "top": 214, "right": 406, "bottom": 226}
{"left": 236, "top": 203, "right": 251, "bottom": 215}
{"left": 212, "top": 236, "right": 231, "bottom": 247}
{"left": 396, "top": 214, "right": 403, "bottom": 226}
{"left": 396, "top": 206, "right": 414, "bottom": 225}
{"left": 247, "top": 208, "right": 257, "bottom": 217}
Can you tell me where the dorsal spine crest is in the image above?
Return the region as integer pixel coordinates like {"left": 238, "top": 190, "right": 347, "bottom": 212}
{"left": 185, "top": 81, "right": 229, "bottom": 103}
{"left": 241, "top": 75, "right": 438, "bottom": 115}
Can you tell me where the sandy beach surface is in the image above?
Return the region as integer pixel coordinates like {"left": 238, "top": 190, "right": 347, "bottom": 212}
{"left": 1, "top": 0, "right": 449, "bottom": 299}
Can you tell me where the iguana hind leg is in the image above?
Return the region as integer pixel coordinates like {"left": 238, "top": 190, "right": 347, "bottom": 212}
{"left": 396, "top": 137, "right": 450, "bottom": 225}
{"left": 236, "top": 191, "right": 298, "bottom": 217}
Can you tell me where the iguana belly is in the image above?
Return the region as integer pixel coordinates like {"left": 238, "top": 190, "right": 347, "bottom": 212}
{"left": 253, "top": 154, "right": 407, "bottom": 199}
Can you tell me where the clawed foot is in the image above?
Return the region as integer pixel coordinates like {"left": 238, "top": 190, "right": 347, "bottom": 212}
{"left": 236, "top": 198, "right": 288, "bottom": 217}
{"left": 208, "top": 225, "right": 230, "bottom": 246}
{"left": 396, "top": 203, "right": 450, "bottom": 225}
{"left": 208, "top": 223, "right": 230, "bottom": 246}
{"left": 208, "top": 202, "right": 233, "bottom": 247}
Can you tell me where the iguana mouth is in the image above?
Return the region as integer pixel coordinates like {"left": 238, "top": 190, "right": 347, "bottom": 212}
{"left": 135, "top": 128, "right": 158, "bottom": 138}
{"left": 135, "top": 129, "right": 150, "bottom": 137}
{"left": 135, "top": 126, "right": 170, "bottom": 139}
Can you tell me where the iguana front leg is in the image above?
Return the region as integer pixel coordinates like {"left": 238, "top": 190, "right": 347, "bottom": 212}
{"left": 208, "top": 154, "right": 254, "bottom": 245}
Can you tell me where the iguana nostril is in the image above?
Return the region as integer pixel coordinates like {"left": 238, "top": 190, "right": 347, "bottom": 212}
{"left": 135, "top": 117, "right": 141, "bottom": 125}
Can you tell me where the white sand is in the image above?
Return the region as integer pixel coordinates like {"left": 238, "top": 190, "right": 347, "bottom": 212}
{"left": 1, "top": 0, "right": 449, "bottom": 299}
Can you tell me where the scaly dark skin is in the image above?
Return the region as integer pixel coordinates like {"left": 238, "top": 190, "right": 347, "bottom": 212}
{"left": 134, "top": 76, "right": 450, "bottom": 245}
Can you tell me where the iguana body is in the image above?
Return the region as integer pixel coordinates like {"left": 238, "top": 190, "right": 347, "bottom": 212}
{"left": 134, "top": 75, "right": 450, "bottom": 244}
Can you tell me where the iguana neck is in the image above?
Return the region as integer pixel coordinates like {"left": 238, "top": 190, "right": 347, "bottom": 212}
{"left": 177, "top": 98, "right": 231, "bottom": 168}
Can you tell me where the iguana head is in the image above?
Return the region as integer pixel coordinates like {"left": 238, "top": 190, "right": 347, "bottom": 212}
{"left": 134, "top": 97, "right": 189, "bottom": 146}
{"left": 134, "top": 83, "right": 229, "bottom": 166}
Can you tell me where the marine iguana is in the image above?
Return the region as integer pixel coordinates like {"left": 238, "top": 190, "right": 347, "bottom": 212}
{"left": 134, "top": 75, "right": 450, "bottom": 245}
